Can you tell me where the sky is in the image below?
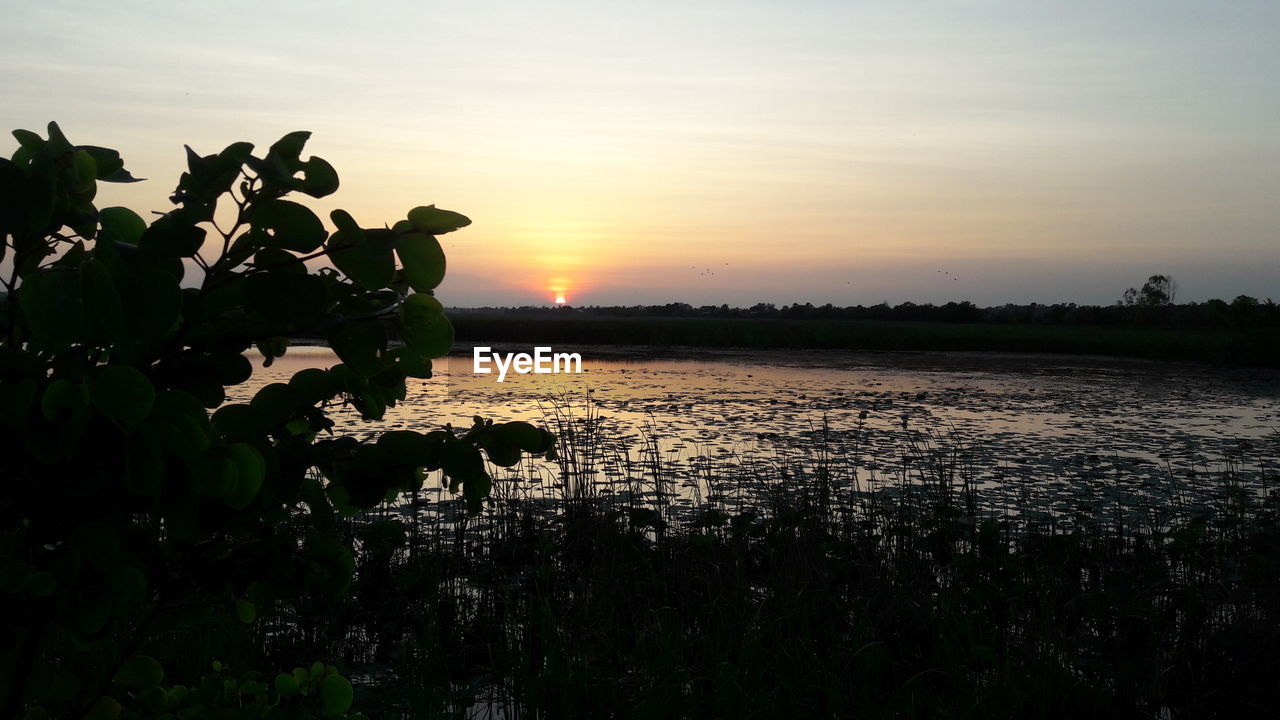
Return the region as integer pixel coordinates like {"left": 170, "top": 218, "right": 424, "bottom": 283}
{"left": 2, "top": 0, "right": 1277, "bottom": 307}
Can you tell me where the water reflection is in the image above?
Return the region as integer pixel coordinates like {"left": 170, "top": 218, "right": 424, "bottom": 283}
{"left": 233, "top": 346, "right": 1280, "bottom": 523}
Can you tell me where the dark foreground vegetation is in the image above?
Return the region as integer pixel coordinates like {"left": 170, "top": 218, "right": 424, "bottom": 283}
{"left": 1, "top": 125, "right": 550, "bottom": 719}
{"left": 17, "top": 406, "right": 1280, "bottom": 719}
{"left": 196, "top": 411, "right": 1280, "bottom": 719}
{"left": 453, "top": 311, "right": 1280, "bottom": 367}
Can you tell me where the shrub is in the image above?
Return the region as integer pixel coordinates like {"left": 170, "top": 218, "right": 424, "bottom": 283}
{"left": 0, "top": 123, "right": 554, "bottom": 718}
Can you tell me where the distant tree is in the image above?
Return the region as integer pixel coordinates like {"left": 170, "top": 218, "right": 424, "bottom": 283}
{"left": 1230, "top": 295, "right": 1262, "bottom": 325}
{"left": 1140, "top": 274, "right": 1177, "bottom": 305}
{"left": 1120, "top": 274, "right": 1177, "bottom": 308}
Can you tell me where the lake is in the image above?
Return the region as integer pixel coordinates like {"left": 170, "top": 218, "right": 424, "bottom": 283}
{"left": 235, "top": 345, "right": 1280, "bottom": 525}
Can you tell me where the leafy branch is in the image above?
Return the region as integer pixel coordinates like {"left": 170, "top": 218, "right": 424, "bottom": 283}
{"left": 0, "top": 122, "right": 556, "bottom": 718}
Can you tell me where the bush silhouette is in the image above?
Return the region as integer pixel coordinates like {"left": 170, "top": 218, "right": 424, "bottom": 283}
{"left": 0, "top": 123, "right": 554, "bottom": 717}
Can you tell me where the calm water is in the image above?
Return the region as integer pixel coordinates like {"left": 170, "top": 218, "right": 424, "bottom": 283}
{"left": 234, "top": 346, "right": 1280, "bottom": 521}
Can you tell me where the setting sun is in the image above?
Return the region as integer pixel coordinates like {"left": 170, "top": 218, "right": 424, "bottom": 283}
{"left": 548, "top": 278, "right": 571, "bottom": 305}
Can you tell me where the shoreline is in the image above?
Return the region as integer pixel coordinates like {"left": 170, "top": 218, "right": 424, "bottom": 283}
{"left": 280, "top": 339, "right": 1280, "bottom": 382}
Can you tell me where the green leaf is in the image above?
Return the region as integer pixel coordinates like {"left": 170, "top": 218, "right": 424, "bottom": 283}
{"left": 78, "top": 145, "right": 139, "bottom": 182}
{"left": 17, "top": 150, "right": 57, "bottom": 239}
{"left": 320, "top": 673, "right": 354, "bottom": 717}
{"left": 245, "top": 272, "right": 326, "bottom": 327}
{"left": 41, "top": 379, "right": 90, "bottom": 423}
{"left": 114, "top": 655, "right": 164, "bottom": 690}
{"left": 80, "top": 258, "right": 126, "bottom": 338}
{"left": 351, "top": 391, "right": 387, "bottom": 421}
{"left": 269, "top": 131, "right": 311, "bottom": 167}
{"left": 482, "top": 437, "right": 521, "bottom": 467}
{"left": 407, "top": 205, "right": 471, "bottom": 234}
{"left": 256, "top": 336, "right": 289, "bottom": 365}
{"left": 69, "top": 149, "right": 97, "bottom": 194}
{"left": 90, "top": 365, "right": 155, "bottom": 426}
{"left": 288, "top": 368, "right": 335, "bottom": 405}
{"left": 399, "top": 293, "right": 453, "bottom": 358}
{"left": 481, "top": 423, "right": 555, "bottom": 467}
{"left": 441, "top": 442, "right": 485, "bottom": 482}
{"left": 100, "top": 166, "right": 142, "bottom": 183}
{"left": 252, "top": 247, "right": 305, "bottom": 274}
{"left": 238, "top": 680, "right": 269, "bottom": 696}
{"left": 174, "top": 145, "right": 242, "bottom": 210}
{"left": 153, "top": 390, "right": 214, "bottom": 453}
{"left": 462, "top": 472, "right": 492, "bottom": 514}
{"left": 84, "top": 696, "right": 121, "bottom": 720}
{"left": 218, "top": 140, "right": 255, "bottom": 166}
{"left": 328, "top": 320, "right": 386, "bottom": 377}
{"left": 492, "top": 421, "right": 556, "bottom": 453}
{"left": 396, "top": 231, "right": 446, "bottom": 292}
{"left": 139, "top": 217, "right": 206, "bottom": 258}
{"left": 211, "top": 404, "right": 267, "bottom": 443}
{"left": 327, "top": 210, "right": 394, "bottom": 290}
{"left": 99, "top": 207, "right": 145, "bottom": 245}
{"left": 247, "top": 199, "right": 327, "bottom": 253}
{"left": 0, "top": 158, "right": 26, "bottom": 234}
{"left": 226, "top": 442, "right": 266, "bottom": 510}
{"left": 210, "top": 352, "right": 254, "bottom": 386}
{"left": 17, "top": 271, "right": 83, "bottom": 348}
{"left": 198, "top": 453, "right": 237, "bottom": 497}
{"left": 123, "top": 267, "right": 183, "bottom": 342}
{"left": 389, "top": 346, "right": 433, "bottom": 379}
{"left": 250, "top": 382, "right": 298, "bottom": 427}
{"left": 46, "top": 122, "right": 72, "bottom": 154}
{"left": 12, "top": 128, "right": 45, "bottom": 151}
{"left": 300, "top": 156, "right": 339, "bottom": 198}
{"left": 275, "top": 672, "right": 299, "bottom": 698}
{"left": 376, "top": 430, "right": 440, "bottom": 468}
{"left": 234, "top": 598, "right": 257, "bottom": 624}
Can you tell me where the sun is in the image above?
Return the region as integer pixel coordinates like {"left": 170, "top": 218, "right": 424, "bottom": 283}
{"left": 547, "top": 278, "right": 573, "bottom": 305}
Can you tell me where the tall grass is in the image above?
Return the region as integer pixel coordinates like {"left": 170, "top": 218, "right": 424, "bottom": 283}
{"left": 189, "top": 396, "right": 1280, "bottom": 718}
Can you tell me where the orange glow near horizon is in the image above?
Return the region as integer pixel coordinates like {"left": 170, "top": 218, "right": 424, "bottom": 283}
{"left": 7, "top": 2, "right": 1275, "bottom": 307}
{"left": 548, "top": 277, "right": 572, "bottom": 306}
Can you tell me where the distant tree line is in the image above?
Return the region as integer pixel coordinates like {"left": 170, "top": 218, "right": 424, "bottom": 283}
{"left": 453, "top": 279, "right": 1279, "bottom": 329}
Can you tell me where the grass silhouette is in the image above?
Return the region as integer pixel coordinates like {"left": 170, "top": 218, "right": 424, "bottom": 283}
{"left": 152, "top": 395, "right": 1280, "bottom": 718}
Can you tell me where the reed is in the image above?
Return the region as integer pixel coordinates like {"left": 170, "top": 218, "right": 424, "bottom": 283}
{"left": 225, "top": 395, "right": 1280, "bottom": 718}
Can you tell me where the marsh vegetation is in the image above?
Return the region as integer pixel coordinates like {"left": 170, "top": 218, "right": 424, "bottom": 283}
{"left": 256, "top": 390, "right": 1280, "bottom": 718}
{"left": 220, "top": 350, "right": 1280, "bottom": 718}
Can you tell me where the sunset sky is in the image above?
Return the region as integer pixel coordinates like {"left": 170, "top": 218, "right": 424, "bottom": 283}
{"left": 3, "top": 1, "right": 1277, "bottom": 307}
